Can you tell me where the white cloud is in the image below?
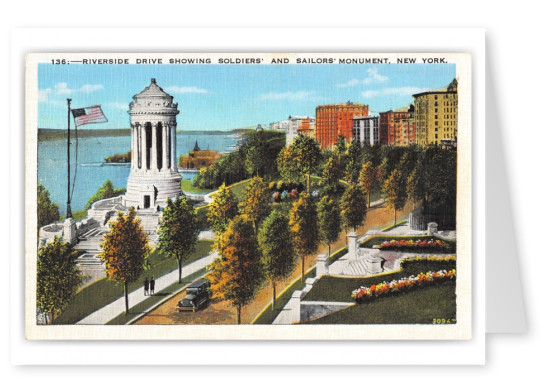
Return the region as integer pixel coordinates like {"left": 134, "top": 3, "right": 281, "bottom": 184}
{"left": 38, "top": 88, "right": 52, "bottom": 102}
{"left": 336, "top": 79, "right": 360, "bottom": 88}
{"left": 363, "top": 68, "right": 388, "bottom": 84}
{"left": 54, "top": 82, "right": 73, "bottom": 95}
{"left": 361, "top": 86, "right": 424, "bottom": 99}
{"left": 80, "top": 84, "right": 104, "bottom": 93}
{"left": 337, "top": 68, "right": 389, "bottom": 88}
{"left": 260, "top": 90, "right": 314, "bottom": 101}
{"left": 165, "top": 86, "right": 208, "bottom": 94}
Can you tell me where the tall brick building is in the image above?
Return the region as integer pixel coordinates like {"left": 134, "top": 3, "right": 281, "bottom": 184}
{"left": 379, "top": 107, "right": 410, "bottom": 145}
{"left": 413, "top": 79, "right": 458, "bottom": 146}
{"left": 315, "top": 102, "right": 369, "bottom": 149}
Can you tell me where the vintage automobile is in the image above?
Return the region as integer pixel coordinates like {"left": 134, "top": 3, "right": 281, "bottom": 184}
{"left": 177, "top": 278, "right": 211, "bottom": 312}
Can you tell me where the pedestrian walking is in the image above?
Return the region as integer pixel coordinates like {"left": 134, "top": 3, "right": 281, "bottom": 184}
{"left": 144, "top": 278, "right": 149, "bottom": 296}
{"left": 150, "top": 277, "right": 155, "bottom": 295}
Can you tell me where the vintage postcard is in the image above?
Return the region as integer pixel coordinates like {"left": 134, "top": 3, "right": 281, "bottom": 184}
{"left": 25, "top": 52, "right": 471, "bottom": 340}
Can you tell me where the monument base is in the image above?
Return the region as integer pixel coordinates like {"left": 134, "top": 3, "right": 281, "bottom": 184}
{"left": 123, "top": 169, "right": 182, "bottom": 209}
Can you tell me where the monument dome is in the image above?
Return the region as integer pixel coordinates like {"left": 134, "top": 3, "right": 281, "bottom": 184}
{"left": 123, "top": 78, "right": 182, "bottom": 209}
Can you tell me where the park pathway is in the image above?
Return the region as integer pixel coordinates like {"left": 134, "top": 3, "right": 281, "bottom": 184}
{"left": 77, "top": 252, "right": 217, "bottom": 325}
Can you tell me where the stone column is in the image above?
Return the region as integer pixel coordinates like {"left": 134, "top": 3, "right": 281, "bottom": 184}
{"left": 316, "top": 253, "right": 329, "bottom": 278}
{"left": 347, "top": 231, "right": 358, "bottom": 264}
{"left": 140, "top": 122, "right": 147, "bottom": 171}
{"left": 133, "top": 123, "right": 139, "bottom": 170}
{"left": 151, "top": 122, "right": 158, "bottom": 171}
{"left": 170, "top": 122, "right": 177, "bottom": 171}
{"left": 130, "top": 124, "right": 135, "bottom": 169}
{"left": 162, "top": 122, "right": 169, "bottom": 171}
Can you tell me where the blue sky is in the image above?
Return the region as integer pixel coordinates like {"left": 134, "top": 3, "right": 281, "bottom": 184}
{"left": 38, "top": 63, "right": 455, "bottom": 130}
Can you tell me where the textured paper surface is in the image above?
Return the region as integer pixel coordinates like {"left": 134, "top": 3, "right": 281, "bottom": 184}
{"left": 25, "top": 52, "right": 472, "bottom": 340}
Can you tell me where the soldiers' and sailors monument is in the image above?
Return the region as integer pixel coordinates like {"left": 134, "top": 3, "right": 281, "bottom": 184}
{"left": 123, "top": 78, "right": 182, "bottom": 209}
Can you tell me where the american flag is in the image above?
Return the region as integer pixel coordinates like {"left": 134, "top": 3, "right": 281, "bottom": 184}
{"left": 71, "top": 105, "right": 108, "bottom": 127}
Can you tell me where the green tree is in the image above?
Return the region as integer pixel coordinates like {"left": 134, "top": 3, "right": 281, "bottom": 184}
{"left": 334, "top": 135, "right": 347, "bottom": 165}
{"left": 245, "top": 132, "right": 267, "bottom": 177}
{"left": 37, "top": 183, "right": 60, "bottom": 228}
{"left": 99, "top": 207, "right": 150, "bottom": 314}
{"left": 344, "top": 139, "right": 363, "bottom": 184}
{"left": 383, "top": 168, "right": 408, "bottom": 226}
{"left": 208, "top": 216, "right": 263, "bottom": 324}
{"left": 359, "top": 161, "right": 383, "bottom": 207}
{"left": 207, "top": 183, "right": 239, "bottom": 235}
{"left": 340, "top": 183, "right": 367, "bottom": 232}
{"left": 37, "top": 237, "right": 83, "bottom": 324}
{"left": 240, "top": 176, "right": 270, "bottom": 233}
{"left": 278, "top": 133, "right": 322, "bottom": 194}
{"left": 86, "top": 180, "right": 126, "bottom": 209}
{"left": 289, "top": 193, "right": 320, "bottom": 281}
{"left": 321, "top": 155, "right": 342, "bottom": 195}
{"left": 317, "top": 195, "right": 342, "bottom": 258}
{"left": 158, "top": 197, "right": 200, "bottom": 284}
{"left": 258, "top": 210, "right": 297, "bottom": 310}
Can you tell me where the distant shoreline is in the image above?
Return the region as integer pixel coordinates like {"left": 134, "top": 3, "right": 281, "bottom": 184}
{"left": 38, "top": 128, "right": 244, "bottom": 141}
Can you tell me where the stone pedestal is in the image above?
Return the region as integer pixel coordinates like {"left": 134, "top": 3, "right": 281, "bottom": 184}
{"left": 63, "top": 217, "right": 77, "bottom": 245}
{"left": 427, "top": 222, "right": 438, "bottom": 234}
{"left": 347, "top": 231, "right": 358, "bottom": 264}
{"left": 364, "top": 254, "right": 384, "bottom": 274}
{"left": 316, "top": 253, "right": 329, "bottom": 277}
{"left": 289, "top": 291, "right": 303, "bottom": 324}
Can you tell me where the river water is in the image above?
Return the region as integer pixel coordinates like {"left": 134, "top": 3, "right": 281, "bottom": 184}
{"left": 38, "top": 131, "right": 238, "bottom": 212}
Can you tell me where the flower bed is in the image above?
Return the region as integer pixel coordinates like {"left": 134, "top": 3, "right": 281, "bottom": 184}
{"left": 351, "top": 269, "right": 456, "bottom": 303}
{"left": 377, "top": 239, "right": 448, "bottom": 251}
{"left": 400, "top": 255, "right": 456, "bottom": 272}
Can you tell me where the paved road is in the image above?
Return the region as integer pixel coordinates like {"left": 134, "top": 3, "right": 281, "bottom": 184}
{"left": 77, "top": 252, "right": 217, "bottom": 325}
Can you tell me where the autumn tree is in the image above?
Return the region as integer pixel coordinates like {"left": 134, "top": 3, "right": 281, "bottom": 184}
{"left": 158, "top": 197, "right": 200, "bottom": 284}
{"left": 258, "top": 209, "right": 297, "bottom": 310}
{"left": 278, "top": 133, "right": 322, "bottom": 194}
{"left": 37, "top": 237, "right": 83, "bottom": 324}
{"left": 359, "top": 161, "right": 383, "bottom": 207}
{"left": 207, "top": 183, "right": 239, "bottom": 236}
{"left": 99, "top": 207, "right": 150, "bottom": 314}
{"left": 208, "top": 216, "right": 263, "bottom": 324}
{"left": 240, "top": 176, "right": 270, "bottom": 233}
{"left": 317, "top": 195, "right": 342, "bottom": 258}
{"left": 340, "top": 183, "right": 367, "bottom": 232}
{"left": 289, "top": 193, "right": 319, "bottom": 281}
{"left": 383, "top": 168, "right": 408, "bottom": 226}
{"left": 37, "top": 183, "right": 60, "bottom": 228}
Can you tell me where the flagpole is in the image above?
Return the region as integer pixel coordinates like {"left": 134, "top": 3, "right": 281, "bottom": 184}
{"left": 66, "top": 98, "right": 72, "bottom": 219}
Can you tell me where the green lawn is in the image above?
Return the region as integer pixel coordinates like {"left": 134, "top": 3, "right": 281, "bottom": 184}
{"left": 60, "top": 209, "right": 88, "bottom": 221}
{"left": 303, "top": 261, "right": 456, "bottom": 303}
{"left": 181, "top": 179, "right": 215, "bottom": 194}
{"left": 228, "top": 178, "right": 251, "bottom": 201}
{"left": 305, "top": 281, "right": 456, "bottom": 324}
{"left": 252, "top": 268, "right": 316, "bottom": 325}
{"left": 54, "top": 240, "right": 214, "bottom": 324}
{"left": 106, "top": 268, "right": 209, "bottom": 325}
